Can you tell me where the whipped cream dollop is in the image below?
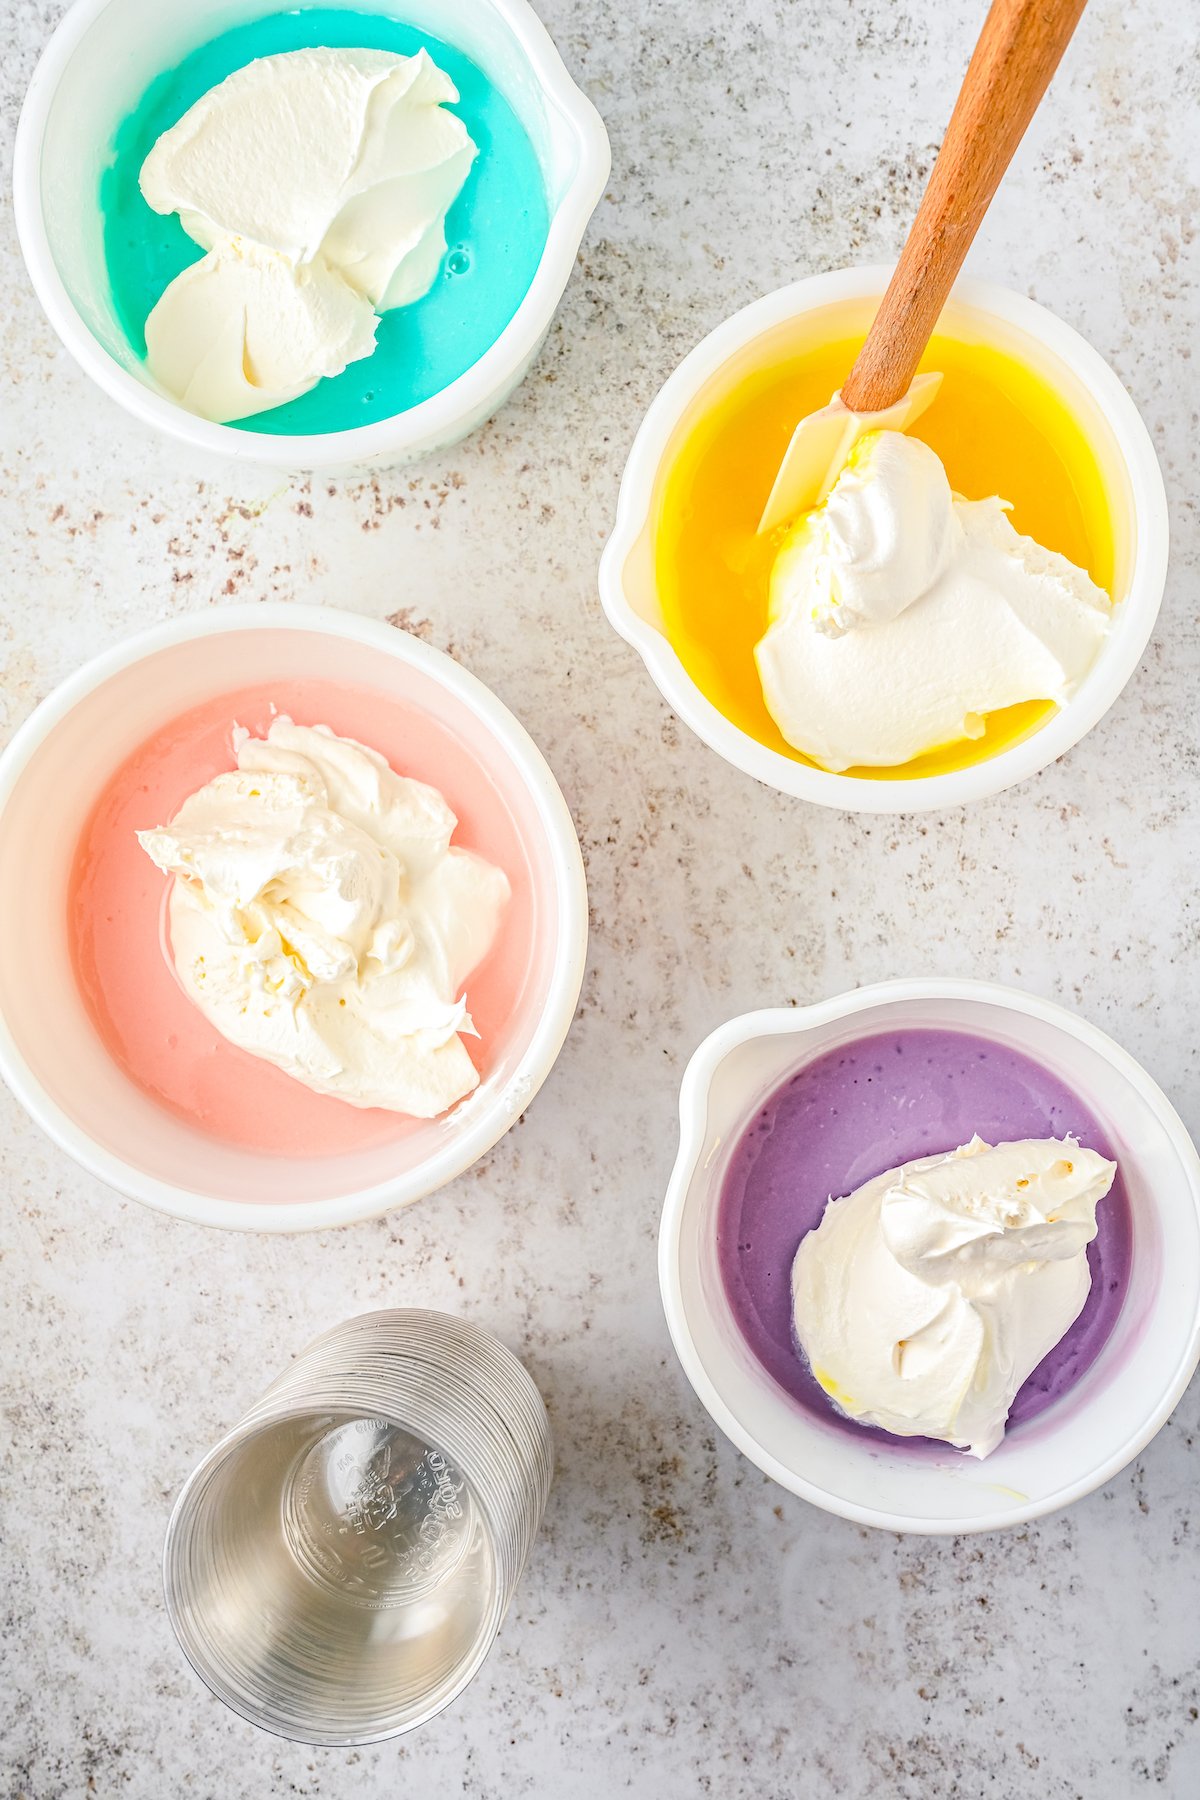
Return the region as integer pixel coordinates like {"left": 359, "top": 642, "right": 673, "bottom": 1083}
{"left": 792, "top": 1136, "right": 1116, "bottom": 1458}
{"left": 140, "top": 48, "right": 477, "bottom": 421}
{"left": 138, "top": 718, "right": 509, "bottom": 1117}
{"left": 756, "top": 431, "right": 1112, "bottom": 770}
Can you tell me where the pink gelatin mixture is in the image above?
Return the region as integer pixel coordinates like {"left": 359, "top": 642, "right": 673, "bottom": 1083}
{"left": 69, "top": 681, "right": 537, "bottom": 1156}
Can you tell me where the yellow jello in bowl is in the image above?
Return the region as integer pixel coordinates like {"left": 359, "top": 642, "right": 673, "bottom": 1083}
{"left": 600, "top": 268, "right": 1167, "bottom": 812}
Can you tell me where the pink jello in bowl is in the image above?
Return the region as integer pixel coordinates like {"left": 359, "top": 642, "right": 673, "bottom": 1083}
{"left": 0, "top": 605, "right": 587, "bottom": 1230}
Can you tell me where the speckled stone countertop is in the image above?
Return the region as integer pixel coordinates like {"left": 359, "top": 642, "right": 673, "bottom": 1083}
{"left": 2, "top": 1, "right": 1199, "bottom": 1795}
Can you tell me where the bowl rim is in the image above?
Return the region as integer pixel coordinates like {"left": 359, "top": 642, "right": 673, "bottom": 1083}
{"left": 658, "top": 977, "right": 1200, "bottom": 1534}
{"left": 12, "top": 0, "right": 611, "bottom": 469}
{"left": 598, "top": 266, "right": 1170, "bottom": 815}
{"left": 0, "top": 602, "right": 589, "bottom": 1232}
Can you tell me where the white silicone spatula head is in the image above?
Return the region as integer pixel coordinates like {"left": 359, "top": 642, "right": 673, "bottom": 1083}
{"left": 758, "top": 373, "right": 943, "bottom": 535}
{"left": 758, "top": 0, "right": 1089, "bottom": 536}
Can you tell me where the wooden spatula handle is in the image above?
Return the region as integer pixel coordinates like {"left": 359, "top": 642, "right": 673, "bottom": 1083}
{"left": 840, "top": 0, "right": 1088, "bottom": 415}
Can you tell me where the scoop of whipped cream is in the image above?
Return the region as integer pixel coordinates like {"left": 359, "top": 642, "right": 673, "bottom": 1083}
{"left": 140, "top": 48, "right": 477, "bottom": 421}
{"left": 143, "top": 241, "right": 379, "bottom": 425}
{"left": 792, "top": 1136, "right": 1116, "bottom": 1458}
{"left": 138, "top": 718, "right": 509, "bottom": 1117}
{"left": 756, "top": 430, "right": 1112, "bottom": 770}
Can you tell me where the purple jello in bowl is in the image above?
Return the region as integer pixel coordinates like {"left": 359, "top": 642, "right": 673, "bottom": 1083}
{"left": 717, "top": 1028, "right": 1133, "bottom": 1449}
{"left": 660, "top": 981, "right": 1200, "bottom": 1533}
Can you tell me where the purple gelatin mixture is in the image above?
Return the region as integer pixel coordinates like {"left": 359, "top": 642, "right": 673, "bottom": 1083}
{"left": 717, "top": 1027, "right": 1132, "bottom": 1448}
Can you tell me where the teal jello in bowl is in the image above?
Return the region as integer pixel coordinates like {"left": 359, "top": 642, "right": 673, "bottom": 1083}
{"left": 15, "top": 0, "right": 609, "bottom": 469}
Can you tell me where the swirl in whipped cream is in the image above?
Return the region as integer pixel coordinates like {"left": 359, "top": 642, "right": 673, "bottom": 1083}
{"left": 138, "top": 717, "right": 509, "bottom": 1117}
{"left": 756, "top": 430, "right": 1112, "bottom": 770}
{"left": 791, "top": 1135, "right": 1117, "bottom": 1457}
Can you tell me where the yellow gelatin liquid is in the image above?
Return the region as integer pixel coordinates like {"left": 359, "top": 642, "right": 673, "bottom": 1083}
{"left": 653, "top": 315, "right": 1115, "bottom": 779}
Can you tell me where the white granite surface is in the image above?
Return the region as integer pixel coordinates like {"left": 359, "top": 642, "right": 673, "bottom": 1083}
{"left": 3, "top": 1, "right": 1200, "bottom": 1795}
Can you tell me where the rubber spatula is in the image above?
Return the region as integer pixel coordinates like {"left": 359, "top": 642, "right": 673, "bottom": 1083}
{"left": 758, "top": 0, "right": 1089, "bottom": 536}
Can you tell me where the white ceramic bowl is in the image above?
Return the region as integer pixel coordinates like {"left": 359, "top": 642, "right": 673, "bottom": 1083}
{"left": 659, "top": 979, "right": 1200, "bottom": 1533}
{"left": 600, "top": 268, "right": 1169, "bottom": 813}
{"left": 0, "top": 605, "right": 588, "bottom": 1231}
{"left": 14, "top": 0, "right": 609, "bottom": 472}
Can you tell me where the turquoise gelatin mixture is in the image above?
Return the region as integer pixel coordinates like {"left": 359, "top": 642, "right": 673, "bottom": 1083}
{"left": 100, "top": 8, "right": 550, "bottom": 435}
